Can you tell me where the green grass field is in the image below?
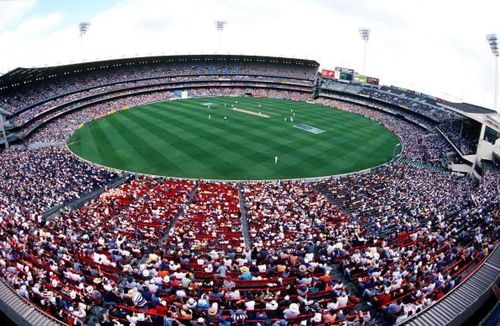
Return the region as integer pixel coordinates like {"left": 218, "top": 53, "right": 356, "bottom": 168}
{"left": 68, "top": 96, "right": 400, "bottom": 180}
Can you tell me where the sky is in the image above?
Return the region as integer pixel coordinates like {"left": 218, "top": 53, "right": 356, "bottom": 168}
{"left": 0, "top": 0, "right": 499, "bottom": 111}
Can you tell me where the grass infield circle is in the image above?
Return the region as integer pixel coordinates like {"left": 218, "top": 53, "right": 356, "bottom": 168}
{"left": 68, "top": 96, "right": 400, "bottom": 180}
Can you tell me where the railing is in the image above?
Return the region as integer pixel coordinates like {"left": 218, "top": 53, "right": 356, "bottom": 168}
{"left": 41, "top": 174, "right": 129, "bottom": 220}
{"left": 0, "top": 278, "right": 66, "bottom": 326}
{"left": 403, "top": 244, "right": 500, "bottom": 326}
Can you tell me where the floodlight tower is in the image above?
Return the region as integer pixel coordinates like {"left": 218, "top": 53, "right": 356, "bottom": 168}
{"left": 79, "top": 22, "right": 91, "bottom": 61}
{"left": 214, "top": 20, "right": 227, "bottom": 54}
{"left": 359, "top": 28, "right": 371, "bottom": 75}
{"left": 486, "top": 34, "right": 499, "bottom": 111}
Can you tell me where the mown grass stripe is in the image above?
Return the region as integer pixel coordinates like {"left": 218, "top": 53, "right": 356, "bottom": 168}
{"left": 68, "top": 96, "right": 399, "bottom": 180}
{"left": 76, "top": 121, "right": 102, "bottom": 161}
{"left": 109, "top": 112, "right": 187, "bottom": 175}
{"left": 103, "top": 113, "right": 156, "bottom": 168}
{"left": 135, "top": 106, "right": 278, "bottom": 177}
{"left": 125, "top": 109, "right": 245, "bottom": 177}
{"left": 146, "top": 104, "right": 301, "bottom": 160}
{"left": 89, "top": 118, "right": 128, "bottom": 167}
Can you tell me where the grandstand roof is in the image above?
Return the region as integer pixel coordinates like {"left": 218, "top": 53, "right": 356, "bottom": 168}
{"left": 443, "top": 102, "right": 496, "bottom": 114}
{"left": 0, "top": 54, "right": 319, "bottom": 91}
{"left": 438, "top": 101, "right": 500, "bottom": 129}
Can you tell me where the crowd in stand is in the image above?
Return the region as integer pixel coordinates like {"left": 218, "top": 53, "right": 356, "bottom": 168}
{"left": 17, "top": 84, "right": 308, "bottom": 139}
{"left": 0, "top": 146, "right": 119, "bottom": 218}
{"left": 27, "top": 91, "right": 176, "bottom": 144}
{"left": 0, "top": 65, "right": 498, "bottom": 326}
{"left": 27, "top": 88, "right": 309, "bottom": 145}
{"left": 1, "top": 163, "right": 497, "bottom": 325}
{"left": 12, "top": 75, "right": 312, "bottom": 126}
{"left": 437, "top": 121, "right": 479, "bottom": 155}
{"left": 1, "top": 60, "right": 316, "bottom": 114}
{"left": 317, "top": 98, "right": 454, "bottom": 162}
{"left": 358, "top": 86, "right": 457, "bottom": 122}
{"left": 420, "top": 134, "right": 454, "bottom": 160}
{"left": 318, "top": 92, "right": 436, "bottom": 131}
{"left": 320, "top": 79, "right": 458, "bottom": 122}
{"left": 0, "top": 176, "right": 377, "bottom": 325}
{"left": 318, "top": 163, "right": 476, "bottom": 234}
{"left": 318, "top": 167, "right": 498, "bottom": 324}
{"left": 169, "top": 182, "right": 243, "bottom": 251}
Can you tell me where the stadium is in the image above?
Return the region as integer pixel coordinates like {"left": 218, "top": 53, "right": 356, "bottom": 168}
{"left": 0, "top": 3, "right": 499, "bottom": 326}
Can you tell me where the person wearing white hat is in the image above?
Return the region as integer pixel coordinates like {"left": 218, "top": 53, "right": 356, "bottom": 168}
{"left": 102, "top": 286, "right": 120, "bottom": 308}
{"left": 194, "top": 317, "right": 207, "bottom": 325}
{"left": 311, "top": 312, "right": 322, "bottom": 324}
{"left": 283, "top": 303, "right": 300, "bottom": 319}
{"left": 186, "top": 297, "right": 197, "bottom": 309}
{"left": 16, "top": 285, "right": 29, "bottom": 299}
{"left": 207, "top": 304, "right": 222, "bottom": 324}
{"left": 86, "top": 285, "right": 101, "bottom": 301}
{"left": 204, "top": 264, "right": 213, "bottom": 273}
{"left": 103, "top": 281, "right": 114, "bottom": 292}
{"left": 265, "top": 300, "right": 278, "bottom": 310}
{"left": 146, "top": 279, "right": 158, "bottom": 294}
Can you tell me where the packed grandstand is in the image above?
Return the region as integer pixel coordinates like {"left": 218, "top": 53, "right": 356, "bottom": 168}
{"left": 0, "top": 55, "right": 498, "bottom": 326}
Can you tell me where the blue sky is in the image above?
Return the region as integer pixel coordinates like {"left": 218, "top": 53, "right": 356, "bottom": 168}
{"left": 0, "top": 0, "right": 499, "bottom": 111}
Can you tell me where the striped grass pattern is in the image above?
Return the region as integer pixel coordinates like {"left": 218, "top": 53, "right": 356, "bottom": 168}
{"left": 68, "top": 97, "right": 399, "bottom": 180}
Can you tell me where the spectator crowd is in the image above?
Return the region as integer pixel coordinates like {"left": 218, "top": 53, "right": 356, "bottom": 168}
{"left": 0, "top": 60, "right": 498, "bottom": 326}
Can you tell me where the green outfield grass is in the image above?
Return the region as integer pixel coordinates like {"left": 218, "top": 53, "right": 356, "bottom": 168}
{"left": 68, "top": 96, "right": 400, "bottom": 180}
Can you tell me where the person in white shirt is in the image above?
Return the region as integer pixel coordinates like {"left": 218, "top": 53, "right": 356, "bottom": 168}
{"left": 245, "top": 299, "right": 255, "bottom": 311}
{"left": 337, "top": 291, "right": 349, "bottom": 308}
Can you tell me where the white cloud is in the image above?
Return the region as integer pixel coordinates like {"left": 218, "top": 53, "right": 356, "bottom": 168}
{"left": 16, "top": 12, "right": 64, "bottom": 36}
{"left": 0, "top": 0, "right": 499, "bottom": 111}
{"left": 0, "top": 11, "right": 65, "bottom": 71}
{"left": 0, "top": 0, "right": 37, "bottom": 31}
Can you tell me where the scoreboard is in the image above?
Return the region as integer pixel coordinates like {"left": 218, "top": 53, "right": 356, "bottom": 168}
{"left": 322, "top": 67, "right": 380, "bottom": 85}
{"left": 366, "top": 77, "right": 380, "bottom": 85}
{"left": 321, "top": 69, "right": 336, "bottom": 79}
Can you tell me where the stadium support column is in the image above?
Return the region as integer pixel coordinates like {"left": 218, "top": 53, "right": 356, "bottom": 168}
{"left": 0, "top": 113, "right": 8, "bottom": 149}
{"left": 495, "top": 53, "right": 498, "bottom": 111}
{"left": 313, "top": 73, "right": 323, "bottom": 99}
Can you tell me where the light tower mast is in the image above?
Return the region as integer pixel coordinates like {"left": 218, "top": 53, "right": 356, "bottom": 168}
{"left": 214, "top": 20, "right": 227, "bottom": 54}
{"left": 359, "top": 28, "right": 371, "bottom": 75}
{"left": 486, "top": 34, "right": 499, "bottom": 111}
{"left": 79, "top": 22, "right": 91, "bottom": 61}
